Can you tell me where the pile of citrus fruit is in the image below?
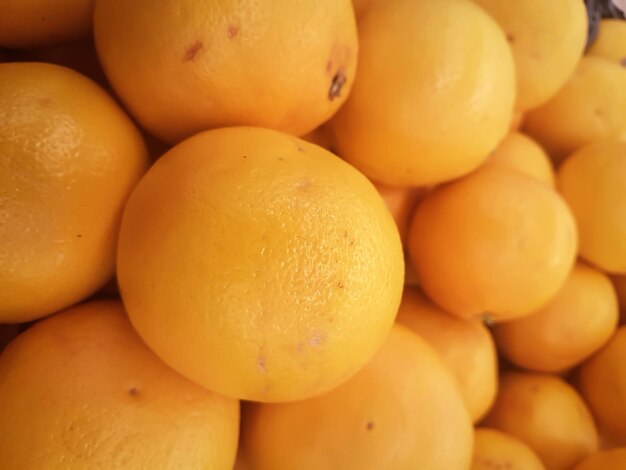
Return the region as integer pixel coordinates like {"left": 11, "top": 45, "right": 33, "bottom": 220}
{"left": 1, "top": 0, "right": 626, "bottom": 468}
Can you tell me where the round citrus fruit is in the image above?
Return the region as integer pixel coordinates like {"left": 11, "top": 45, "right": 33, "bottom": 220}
{"left": 0, "top": 0, "right": 94, "bottom": 48}
{"left": 94, "top": 0, "right": 357, "bottom": 143}
{"left": 494, "top": 262, "right": 619, "bottom": 372}
{"left": 0, "top": 62, "right": 148, "bottom": 323}
{"left": 0, "top": 301, "right": 240, "bottom": 469}
{"left": 472, "top": 428, "right": 545, "bottom": 470}
{"left": 485, "top": 132, "right": 554, "bottom": 186}
{"left": 241, "top": 324, "right": 473, "bottom": 470}
{"left": 557, "top": 139, "right": 626, "bottom": 273}
{"left": 579, "top": 326, "right": 626, "bottom": 442}
{"left": 483, "top": 372, "right": 598, "bottom": 470}
{"left": 117, "top": 127, "right": 404, "bottom": 402}
{"left": 328, "top": 0, "right": 515, "bottom": 186}
{"left": 524, "top": 57, "right": 626, "bottom": 163}
{"left": 396, "top": 286, "right": 497, "bottom": 422}
{"left": 472, "top": 0, "right": 587, "bottom": 111}
{"left": 573, "top": 448, "right": 626, "bottom": 470}
{"left": 587, "top": 19, "right": 626, "bottom": 65}
{"left": 408, "top": 165, "right": 577, "bottom": 321}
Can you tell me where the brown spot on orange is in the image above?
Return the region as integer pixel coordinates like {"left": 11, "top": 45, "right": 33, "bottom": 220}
{"left": 621, "top": 57, "right": 626, "bottom": 67}
{"left": 227, "top": 24, "right": 239, "bottom": 39}
{"left": 328, "top": 70, "right": 347, "bottom": 101}
{"left": 258, "top": 354, "right": 267, "bottom": 373}
{"left": 366, "top": 421, "right": 375, "bottom": 431}
{"left": 336, "top": 281, "right": 345, "bottom": 289}
{"left": 183, "top": 40, "right": 204, "bottom": 61}
{"left": 128, "top": 387, "right": 139, "bottom": 397}
{"left": 506, "top": 33, "right": 515, "bottom": 43}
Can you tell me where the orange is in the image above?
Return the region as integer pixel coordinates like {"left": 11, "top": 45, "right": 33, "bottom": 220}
{"left": 494, "top": 262, "right": 619, "bottom": 372}
{"left": 579, "top": 326, "right": 626, "bottom": 443}
{"left": 328, "top": 0, "right": 515, "bottom": 187}
{"left": 0, "top": 62, "right": 148, "bottom": 323}
{"left": 483, "top": 372, "right": 598, "bottom": 470}
{"left": 0, "top": 0, "right": 94, "bottom": 48}
{"left": 587, "top": 19, "right": 626, "bottom": 65}
{"left": 485, "top": 132, "right": 554, "bottom": 186}
{"left": 472, "top": 0, "right": 587, "bottom": 111}
{"left": 524, "top": 57, "right": 626, "bottom": 164}
{"left": 0, "top": 301, "right": 240, "bottom": 468}
{"left": 117, "top": 127, "right": 404, "bottom": 402}
{"left": 611, "top": 274, "right": 626, "bottom": 324}
{"left": 94, "top": 0, "right": 357, "bottom": 143}
{"left": 572, "top": 448, "right": 626, "bottom": 470}
{"left": 241, "top": 324, "right": 473, "bottom": 470}
{"left": 408, "top": 165, "right": 577, "bottom": 322}
{"left": 396, "top": 286, "right": 497, "bottom": 422}
{"left": 472, "top": 428, "right": 545, "bottom": 470}
{"left": 557, "top": 140, "right": 626, "bottom": 273}
{"left": 373, "top": 183, "right": 425, "bottom": 246}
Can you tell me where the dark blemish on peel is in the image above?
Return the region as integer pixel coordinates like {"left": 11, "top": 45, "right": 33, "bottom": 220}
{"left": 506, "top": 33, "right": 515, "bottom": 43}
{"left": 297, "top": 146, "right": 305, "bottom": 153}
{"left": 183, "top": 40, "right": 204, "bottom": 61}
{"left": 278, "top": 157, "right": 285, "bottom": 161}
{"left": 328, "top": 70, "right": 347, "bottom": 101}
{"left": 76, "top": 234, "right": 82, "bottom": 238}
{"left": 258, "top": 354, "right": 267, "bottom": 373}
{"left": 621, "top": 57, "right": 626, "bottom": 67}
{"left": 366, "top": 421, "right": 375, "bottom": 431}
{"left": 336, "top": 281, "right": 345, "bottom": 289}
{"left": 227, "top": 24, "right": 239, "bottom": 39}
{"left": 128, "top": 387, "right": 139, "bottom": 397}
{"left": 243, "top": 155, "right": 248, "bottom": 159}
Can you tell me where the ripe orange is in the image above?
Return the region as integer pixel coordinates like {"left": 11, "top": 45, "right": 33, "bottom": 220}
{"left": 472, "top": 428, "right": 545, "bottom": 470}
{"left": 117, "top": 127, "right": 404, "bottom": 402}
{"left": 587, "top": 19, "right": 626, "bottom": 65}
{"left": 524, "top": 57, "right": 626, "bottom": 163}
{"left": 408, "top": 165, "right": 577, "bottom": 322}
{"left": 578, "top": 326, "right": 626, "bottom": 443}
{"left": 0, "top": 0, "right": 94, "bottom": 48}
{"left": 485, "top": 132, "right": 554, "bottom": 186}
{"left": 557, "top": 140, "right": 626, "bottom": 273}
{"left": 573, "top": 448, "right": 626, "bottom": 470}
{"left": 494, "top": 262, "right": 619, "bottom": 372}
{"left": 0, "top": 301, "right": 240, "bottom": 468}
{"left": 0, "top": 62, "right": 148, "bottom": 323}
{"left": 241, "top": 324, "right": 473, "bottom": 470}
{"left": 94, "top": 0, "right": 357, "bottom": 143}
{"left": 472, "top": 0, "right": 587, "bottom": 111}
{"left": 396, "top": 286, "right": 497, "bottom": 422}
{"left": 329, "top": 0, "right": 515, "bottom": 187}
{"left": 483, "top": 372, "right": 598, "bottom": 470}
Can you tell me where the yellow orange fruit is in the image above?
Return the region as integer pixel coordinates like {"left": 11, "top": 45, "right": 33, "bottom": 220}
{"left": 373, "top": 183, "right": 425, "bottom": 246}
{"left": 396, "top": 286, "right": 497, "bottom": 422}
{"left": 241, "top": 324, "right": 473, "bottom": 470}
{"left": 329, "top": 0, "right": 515, "bottom": 186}
{"left": 524, "top": 57, "right": 626, "bottom": 163}
{"left": 573, "top": 448, "right": 626, "bottom": 470}
{"left": 117, "top": 127, "right": 404, "bottom": 402}
{"left": 483, "top": 372, "right": 598, "bottom": 470}
{"left": 494, "top": 262, "right": 618, "bottom": 372}
{"left": 472, "top": 0, "right": 586, "bottom": 111}
{"left": 0, "top": 62, "right": 148, "bottom": 323}
{"left": 472, "top": 428, "right": 545, "bottom": 470}
{"left": 557, "top": 140, "right": 626, "bottom": 273}
{"left": 0, "top": 301, "right": 240, "bottom": 468}
{"left": 587, "top": 19, "right": 626, "bottom": 65}
{"left": 579, "top": 326, "right": 626, "bottom": 443}
{"left": 485, "top": 132, "right": 554, "bottom": 186}
{"left": 408, "top": 166, "right": 577, "bottom": 321}
{"left": 94, "top": 0, "right": 357, "bottom": 143}
{"left": 0, "top": 0, "right": 94, "bottom": 48}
